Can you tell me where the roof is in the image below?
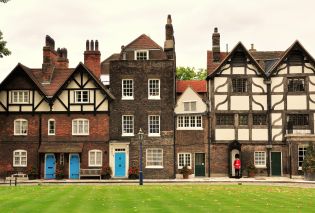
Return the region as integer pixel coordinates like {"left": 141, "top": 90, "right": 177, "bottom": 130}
{"left": 101, "top": 53, "right": 120, "bottom": 75}
{"left": 123, "top": 34, "right": 163, "bottom": 50}
{"left": 207, "top": 51, "right": 228, "bottom": 74}
{"left": 176, "top": 80, "right": 207, "bottom": 93}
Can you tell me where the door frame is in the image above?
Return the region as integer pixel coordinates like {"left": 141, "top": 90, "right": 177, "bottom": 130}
{"left": 109, "top": 142, "right": 129, "bottom": 178}
{"left": 114, "top": 152, "right": 126, "bottom": 177}
{"left": 44, "top": 153, "right": 55, "bottom": 179}
{"left": 69, "top": 153, "right": 80, "bottom": 179}
{"left": 194, "top": 152, "right": 206, "bottom": 177}
{"left": 270, "top": 151, "right": 282, "bottom": 176}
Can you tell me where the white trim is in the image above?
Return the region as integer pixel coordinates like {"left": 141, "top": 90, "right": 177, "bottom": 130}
{"left": 254, "top": 151, "right": 267, "bottom": 168}
{"left": 69, "top": 153, "right": 80, "bottom": 179}
{"left": 270, "top": 151, "right": 283, "bottom": 176}
{"left": 121, "top": 115, "right": 134, "bottom": 136}
{"left": 298, "top": 144, "right": 308, "bottom": 170}
{"left": 72, "top": 119, "right": 89, "bottom": 135}
{"left": 48, "top": 119, "right": 56, "bottom": 135}
{"left": 74, "top": 90, "right": 89, "bottom": 103}
{"left": 146, "top": 148, "right": 163, "bottom": 168}
{"left": 177, "top": 115, "right": 202, "bottom": 129}
{"left": 13, "top": 149, "right": 27, "bottom": 167}
{"left": 11, "top": 90, "right": 29, "bottom": 104}
{"left": 134, "top": 49, "right": 149, "bottom": 60}
{"left": 148, "top": 79, "right": 160, "bottom": 100}
{"left": 14, "top": 119, "right": 28, "bottom": 135}
{"left": 177, "top": 153, "right": 192, "bottom": 169}
{"left": 183, "top": 100, "right": 197, "bottom": 112}
{"left": 109, "top": 142, "right": 129, "bottom": 178}
{"left": 88, "top": 149, "right": 102, "bottom": 167}
{"left": 148, "top": 115, "right": 160, "bottom": 137}
{"left": 121, "top": 79, "right": 134, "bottom": 100}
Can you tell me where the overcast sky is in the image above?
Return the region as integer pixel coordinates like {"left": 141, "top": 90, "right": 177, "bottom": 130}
{"left": 1, "top": 0, "right": 315, "bottom": 82}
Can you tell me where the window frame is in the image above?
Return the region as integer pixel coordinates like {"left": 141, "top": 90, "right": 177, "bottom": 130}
{"left": 122, "top": 115, "right": 134, "bottom": 136}
{"left": 48, "top": 119, "right": 56, "bottom": 135}
{"left": 72, "top": 119, "right": 89, "bottom": 135}
{"left": 135, "top": 50, "right": 149, "bottom": 60}
{"left": 232, "top": 78, "right": 248, "bottom": 93}
{"left": 178, "top": 153, "right": 192, "bottom": 169}
{"left": 13, "top": 150, "right": 27, "bottom": 167}
{"left": 146, "top": 148, "right": 163, "bottom": 168}
{"left": 298, "top": 145, "right": 308, "bottom": 170}
{"left": 122, "top": 79, "right": 134, "bottom": 100}
{"left": 287, "top": 114, "right": 309, "bottom": 126}
{"left": 148, "top": 115, "right": 160, "bottom": 137}
{"left": 254, "top": 151, "right": 267, "bottom": 168}
{"left": 216, "top": 114, "right": 234, "bottom": 126}
{"left": 183, "top": 101, "right": 197, "bottom": 112}
{"left": 14, "top": 119, "right": 28, "bottom": 136}
{"left": 74, "top": 90, "right": 89, "bottom": 103}
{"left": 88, "top": 149, "right": 102, "bottom": 167}
{"left": 148, "top": 79, "right": 160, "bottom": 100}
{"left": 253, "top": 114, "right": 267, "bottom": 126}
{"left": 11, "top": 90, "right": 29, "bottom": 104}
{"left": 177, "top": 115, "right": 202, "bottom": 130}
{"left": 238, "top": 114, "right": 248, "bottom": 126}
{"left": 287, "top": 77, "right": 305, "bottom": 92}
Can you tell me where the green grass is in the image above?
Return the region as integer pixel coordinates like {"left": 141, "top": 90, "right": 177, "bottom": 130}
{"left": 0, "top": 184, "right": 315, "bottom": 213}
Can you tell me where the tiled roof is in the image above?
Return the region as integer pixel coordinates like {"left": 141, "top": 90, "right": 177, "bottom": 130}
{"left": 176, "top": 80, "right": 207, "bottom": 93}
{"left": 101, "top": 53, "right": 120, "bottom": 75}
{"left": 207, "top": 51, "right": 228, "bottom": 75}
{"left": 123, "top": 34, "right": 163, "bottom": 50}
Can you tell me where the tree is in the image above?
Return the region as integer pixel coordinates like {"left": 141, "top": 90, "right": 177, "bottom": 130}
{"left": 0, "top": 31, "right": 11, "bottom": 58}
{"left": 176, "top": 67, "right": 207, "bottom": 80}
{"left": 0, "top": 0, "right": 11, "bottom": 3}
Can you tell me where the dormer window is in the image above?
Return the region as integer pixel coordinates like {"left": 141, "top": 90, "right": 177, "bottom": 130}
{"left": 11, "top": 90, "right": 29, "bottom": 104}
{"left": 135, "top": 50, "right": 149, "bottom": 60}
{"left": 184, "top": 101, "right": 196, "bottom": 111}
{"left": 75, "top": 90, "right": 89, "bottom": 103}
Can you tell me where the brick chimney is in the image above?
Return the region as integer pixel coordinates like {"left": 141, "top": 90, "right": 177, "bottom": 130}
{"left": 212, "top": 27, "right": 221, "bottom": 62}
{"left": 164, "top": 14, "right": 175, "bottom": 60}
{"left": 55, "top": 47, "right": 69, "bottom": 69}
{"left": 84, "top": 40, "right": 101, "bottom": 79}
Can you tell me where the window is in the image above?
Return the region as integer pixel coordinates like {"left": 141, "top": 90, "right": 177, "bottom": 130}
{"left": 253, "top": 114, "right": 267, "bottom": 125}
{"left": 75, "top": 90, "right": 89, "bottom": 103}
{"left": 148, "top": 115, "right": 160, "bottom": 136}
{"left": 48, "top": 119, "right": 55, "bottom": 135}
{"left": 184, "top": 101, "right": 197, "bottom": 111}
{"left": 14, "top": 119, "right": 28, "bottom": 135}
{"left": 13, "top": 150, "right": 27, "bottom": 167}
{"left": 89, "top": 150, "right": 102, "bottom": 167}
{"left": 122, "top": 79, "right": 134, "bottom": 100}
{"left": 216, "top": 114, "right": 234, "bottom": 125}
{"left": 60, "top": 153, "right": 64, "bottom": 165}
{"left": 122, "top": 115, "right": 134, "bottom": 136}
{"left": 146, "top": 148, "right": 163, "bottom": 168}
{"left": 254, "top": 151, "right": 266, "bottom": 168}
{"left": 287, "top": 114, "right": 309, "bottom": 126}
{"left": 178, "top": 153, "right": 191, "bottom": 169}
{"left": 12, "top": 90, "right": 29, "bottom": 104}
{"left": 177, "top": 115, "right": 202, "bottom": 129}
{"left": 72, "top": 119, "right": 89, "bottom": 135}
{"left": 232, "top": 78, "right": 247, "bottom": 92}
{"left": 288, "top": 78, "right": 305, "bottom": 92}
{"left": 148, "top": 79, "right": 160, "bottom": 99}
{"left": 298, "top": 145, "right": 308, "bottom": 170}
{"left": 135, "top": 50, "right": 149, "bottom": 60}
{"left": 239, "top": 114, "right": 248, "bottom": 125}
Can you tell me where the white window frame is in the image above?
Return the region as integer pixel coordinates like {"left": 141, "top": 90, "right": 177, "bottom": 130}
{"left": 13, "top": 150, "right": 27, "bottom": 167}
{"left": 178, "top": 153, "right": 192, "bottom": 169}
{"left": 48, "top": 119, "right": 55, "bottom": 135}
{"left": 148, "top": 115, "right": 160, "bottom": 137}
{"left": 254, "top": 151, "right": 267, "bottom": 168}
{"left": 183, "top": 101, "right": 197, "bottom": 112}
{"left": 14, "top": 119, "right": 28, "bottom": 135}
{"left": 88, "top": 149, "right": 102, "bottom": 167}
{"left": 298, "top": 145, "right": 309, "bottom": 170}
{"left": 74, "top": 90, "right": 89, "bottom": 103}
{"left": 122, "top": 115, "right": 134, "bottom": 136}
{"left": 72, "top": 119, "right": 89, "bottom": 135}
{"left": 148, "top": 79, "right": 160, "bottom": 100}
{"left": 135, "top": 50, "right": 149, "bottom": 60}
{"left": 146, "top": 148, "right": 163, "bottom": 168}
{"left": 122, "top": 79, "right": 134, "bottom": 100}
{"left": 11, "top": 90, "right": 29, "bottom": 104}
{"left": 177, "top": 115, "right": 202, "bottom": 130}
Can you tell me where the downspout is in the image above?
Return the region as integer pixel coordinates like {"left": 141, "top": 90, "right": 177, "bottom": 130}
{"left": 173, "top": 60, "right": 177, "bottom": 179}
{"left": 266, "top": 77, "right": 272, "bottom": 176}
{"left": 207, "top": 80, "right": 211, "bottom": 177}
{"left": 38, "top": 113, "right": 42, "bottom": 178}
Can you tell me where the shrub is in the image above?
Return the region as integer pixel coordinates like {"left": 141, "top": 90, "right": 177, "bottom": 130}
{"left": 302, "top": 143, "right": 315, "bottom": 174}
{"left": 128, "top": 167, "right": 139, "bottom": 179}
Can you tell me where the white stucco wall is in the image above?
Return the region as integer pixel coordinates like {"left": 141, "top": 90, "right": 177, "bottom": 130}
{"left": 238, "top": 129, "right": 249, "bottom": 141}
{"left": 231, "top": 96, "right": 249, "bottom": 110}
{"left": 287, "top": 95, "right": 307, "bottom": 110}
{"left": 175, "top": 87, "right": 207, "bottom": 114}
{"left": 252, "top": 95, "right": 267, "bottom": 111}
{"left": 214, "top": 77, "right": 228, "bottom": 92}
{"left": 216, "top": 129, "right": 235, "bottom": 140}
{"left": 252, "top": 129, "right": 268, "bottom": 141}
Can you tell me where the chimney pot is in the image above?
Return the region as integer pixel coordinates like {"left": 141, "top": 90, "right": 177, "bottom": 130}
{"left": 167, "top": 14, "right": 172, "bottom": 24}
{"left": 90, "top": 40, "right": 94, "bottom": 51}
{"left": 214, "top": 27, "right": 218, "bottom": 33}
{"left": 86, "top": 40, "right": 89, "bottom": 51}
{"left": 95, "top": 40, "right": 99, "bottom": 51}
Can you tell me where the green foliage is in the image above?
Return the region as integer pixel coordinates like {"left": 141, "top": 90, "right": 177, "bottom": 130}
{"left": 302, "top": 143, "right": 315, "bottom": 173}
{"left": 176, "top": 67, "right": 207, "bottom": 80}
{"left": 0, "top": 31, "right": 11, "bottom": 58}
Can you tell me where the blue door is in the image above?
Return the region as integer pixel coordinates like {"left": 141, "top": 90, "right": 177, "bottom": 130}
{"left": 45, "top": 154, "right": 55, "bottom": 179}
{"left": 115, "top": 153, "right": 126, "bottom": 177}
{"left": 69, "top": 154, "right": 80, "bottom": 179}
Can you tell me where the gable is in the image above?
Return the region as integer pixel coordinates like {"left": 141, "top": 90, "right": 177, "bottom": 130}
{"left": 175, "top": 87, "right": 207, "bottom": 114}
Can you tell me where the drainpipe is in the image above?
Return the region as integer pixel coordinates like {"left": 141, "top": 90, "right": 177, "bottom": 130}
{"left": 38, "top": 113, "right": 42, "bottom": 178}
{"left": 173, "top": 62, "right": 177, "bottom": 179}
{"left": 207, "top": 102, "right": 211, "bottom": 177}
{"left": 266, "top": 77, "right": 272, "bottom": 176}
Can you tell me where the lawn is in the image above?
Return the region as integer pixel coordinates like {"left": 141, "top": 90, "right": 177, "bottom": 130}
{"left": 0, "top": 184, "right": 314, "bottom": 213}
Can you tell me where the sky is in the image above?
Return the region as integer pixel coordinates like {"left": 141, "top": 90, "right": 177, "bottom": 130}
{"left": 1, "top": 0, "right": 315, "bottom": 82}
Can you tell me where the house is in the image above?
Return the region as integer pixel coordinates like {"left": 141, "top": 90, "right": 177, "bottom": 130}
{"left": 105, "top": 15, "right": 176, "bottom": 179}
{"left": 207, "top": 28, "right": 315, "bottom": 177}
{"left": 175, "top": 80, "right": 209, "bottom": 177}
{"left": 0, "top": 36, "right": 114, "bottom": 179}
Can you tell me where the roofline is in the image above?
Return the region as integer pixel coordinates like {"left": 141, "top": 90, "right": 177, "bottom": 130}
{"left": 122, "top": 34, "right": 163, "bottom": 51}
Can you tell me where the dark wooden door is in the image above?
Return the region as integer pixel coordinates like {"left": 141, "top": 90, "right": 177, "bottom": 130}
{"left": 195, "top": 153, "right": 205, "bottom": 176}
{"left": 271, "top": 152, "right": 282, "bottom": 176}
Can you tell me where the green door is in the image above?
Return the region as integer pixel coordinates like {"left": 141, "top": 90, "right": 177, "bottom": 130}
{"left": 195, "top": 153, "right": 205, "bottom": 176}
{"left": 271, "top": 152, "right": 282, "bottom": 176}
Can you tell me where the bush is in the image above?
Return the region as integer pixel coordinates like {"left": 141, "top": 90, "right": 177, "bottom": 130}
{"left": 128, "top": 167, "right": 139, "bottom": 179}
{"left": 27, "top": 166, "right": 38, "bottom": 180}
{"left": 102, "top": 166, "right": 112, "bottom": 179}
{"left": 56, "top": 164, "right": 65, "bottom": 180}
{"left": 180, "top": 165, "right": 192, "bottom": 179}
{"left": 302, "top": 143, "right": 315, "bottom": 174}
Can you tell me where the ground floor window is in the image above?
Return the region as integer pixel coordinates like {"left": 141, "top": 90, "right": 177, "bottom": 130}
{"left": 146, "top": 148, "right": 163, "bottom": 168}
{"left": 254, "top": 151, "right": 266, "bottom": 168}
{"left": 89, "top": 150, "right": 102, "bottom": 167}
{"left": 178, "top": 153, "right": 191, "bottom": 169}
{"left": 298, "top": 145, "right": 308, "bottom": 170}
{"left": 13, "top": 150, "right": 27, "bottom": 167}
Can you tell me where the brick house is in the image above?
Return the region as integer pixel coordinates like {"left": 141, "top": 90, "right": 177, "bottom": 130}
{"left": 0, "top": 36, "right": 114, "bottom": 179}
{"left": 104, "top": 15, "right": 176, "bottom": 179}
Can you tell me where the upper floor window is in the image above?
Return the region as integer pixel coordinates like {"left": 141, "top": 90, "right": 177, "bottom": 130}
{"left": 12, "top": 90, "right": 29, "bottom": 104}
{"left": 122, "top": 79, "right": 134, "bottom": 100}
{"left": 48, "top": 119, "right": 55, "bottom": 135}
{"left": 72, "top": 119, "right": 89, "bottom": 135}
{"left": 13, "top": 150, "right": 27, "bottom": 167}
{"left": 232, "top": 78, "right": 247, "bottom": 93}
{"left": 238, "top": 114, "right": 248, "bottom": 126}
{"left": 75, "top": 90, "right": 89, "bottom": 103}
{"left": 287, "top": 114, "right": 309, "bottom": 126}
{"left": 148, "top": 115, "right": 160, "bottom": 136}
{"left": 14, "top": 119, "right": 28, "bottom": 135}
{"left": 253, "top": 114, "right": 267, "bottom": 125}
{"left": 216, "top": 114, "right": 234, "bottom": 125}
{"left": 135, "top": 50, "right": 149, "bottom": 60}
{"left": 122, "top": 115, "right": 134, "bottom": 136}
{"left": 177, "top": 115, "right": 202, "bottom": 129}
{"left": 184, "top": 101, "right": 196, "bottom": 111}
{"left": 288, "top": 78, "right": 305, "bottom": 92}
{"left": 148, "top": 79, "right": 160, "bottom": 99}
{"left": 89, "top": 149, "right": 102, "bottom": 167}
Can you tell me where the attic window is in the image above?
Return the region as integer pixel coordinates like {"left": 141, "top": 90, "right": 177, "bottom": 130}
{"left": 12, "top": 90, "right": 29, "bottom": 104}
{"left": 135, "top": 50, "right": 149, "bottom": 60}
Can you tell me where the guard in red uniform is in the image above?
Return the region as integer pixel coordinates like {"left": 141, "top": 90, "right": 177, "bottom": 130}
{"left": 233, "top": 154, "right": 241, "bottom": 178}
